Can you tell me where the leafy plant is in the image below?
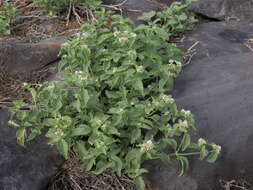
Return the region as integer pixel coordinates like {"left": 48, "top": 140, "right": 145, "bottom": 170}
{"left": 8, "top": 2, "right": 220, "bottom": 190}
{"left": 139, "top": 0, "right": 198, "bottom": 38}
{"left": 0, "top": 2, "right": 16, "bottom": 36}
{"left": 32, "top": 0, "right": 101, "bottom": 16}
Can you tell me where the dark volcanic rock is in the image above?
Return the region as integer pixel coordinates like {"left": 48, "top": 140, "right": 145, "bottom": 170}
{"left": 0, "top": 37, "right": 67, "bottom": 75}
{"left": 102, "top": 0, "right": 166, "bottom": 24}
{"left": 144, "top": 21, "right": 253, "bottom": 190}
{"left": 189, "top": 0, "right": 253, "bottom": 21}
{"left": 0, "top": 109, "right": 63, "bottom": 190}
{"left": 178, "top": 21, "right": 253, "bottom": 61}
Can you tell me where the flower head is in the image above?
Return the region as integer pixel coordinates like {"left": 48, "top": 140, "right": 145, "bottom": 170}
{"left": 113, "top": 31, "right": 121, "bottom": 37}
{"left": 178, "top": 120, "right": 189, "bottom": 130}
{"left": 136, "top": 66, "right": 144, "bottom": 73}
{"left": 80, "top": 77, "right": 87, "bottom": 81}
{"left": 212, "top": 144, "right": 221, "bottom": 153}
{"left": 161, "top": 94, "right": 175, "bottom": 104}
{"left": 23, "top": 82, "right": 28, "bottom": 87}
{"left": 181, "top": 120, "right": 188, "bottom": 129}
{"left": 118, "top": 37, "right": 128, "bottom": 44}
{"left": 140, "top": 140, "right": 154, "bottom": 153}
{"left": 75, "top": 71, "right": 84, "bottom": 74}
{"left": 181, "top": 109, "right": 191, "bottom": 116}
{"left": 127, "top": 50, "right": 137, "bottom": 57}
{"left": 54, "top": 129, "right": 64, "bottom": 137}
{"left": 198, "top": 138, "right": 207, "bottom": 146}
{"left": 130, "top": 32, "right": 137, "bottom": 38}
{"left": 112, "top": 67, "right": 117, "bottom": 73}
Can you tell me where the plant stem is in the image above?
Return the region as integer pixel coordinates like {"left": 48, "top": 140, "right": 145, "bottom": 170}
{"left": 169, "top": 152, "right": 200, "bottom": 156}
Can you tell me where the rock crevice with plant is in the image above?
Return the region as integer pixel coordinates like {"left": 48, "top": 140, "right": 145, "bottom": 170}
{"left": 7, "top": 1, "right": 221, "bottom": 190}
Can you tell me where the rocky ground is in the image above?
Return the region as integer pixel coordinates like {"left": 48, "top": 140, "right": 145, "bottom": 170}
{"left": 1, "top": 0, "right": 253, "bottom": 190}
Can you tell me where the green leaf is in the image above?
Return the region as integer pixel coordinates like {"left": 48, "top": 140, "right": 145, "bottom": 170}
{"left": 70, "top": 125, "right": 91, "bottom": 137}
{"left": 43, "top": 118, "right": 57, "bottom": 126}
{"left": 135, "top": 79, "right": 144, "bottom": 97}
{"left": 58, "top": 139, "right": 69, "bottom": 159}
{"left": 92, "top": 160, "right": 113, "bottom": 175}
{"left": 178, "top": 13, "right": 188, "bottom": 20}
{"left": 200, "top": 146, "right": 208, "bottom": 160}
{"left": 111, "top": 155, "right": 123, "bottom": 176}
{"left": 181, "top": 133, "right": 191, "bottom": 151}
{"left": 126, "top": 149, "right": 141, "bottom": 162}
{"left": 82, "top": 89, "right": 89, "bottom": 106}
{"left": 178, "top": 156, "right": 189, "bottom": 176}
{"left": 74, "top": 141, "right": 87, "bottom": 159}
{"left": 72, "top": 100, "right": 81, "bottom": 112}
{"left": 164, "top": 139, "right": 177, "bottom": 150}
{"left": 207, "top": 151, "right": 219, "bottom": 163}
{"left": 138, "top": 11, "right": 156, "bottom": 22}
{"left": 30, "top": 88, "right": 37, "bottom": 102}
{"left": 54, "top": 99, "right": 62, "bottom": 112}
{"left": 16, "top": 127, "right": 26, "bottom": 147}
{"left": 82, "top": 158, "right": 95, "bottom": 171}
{"left": 158, "top": 152, "right": 171, "bottom": 165}
{"left": 134, "top": 176, "right": 145, "bottom": 190}
{"left": 130, "top": 128, "right": 141, "bottom": 144}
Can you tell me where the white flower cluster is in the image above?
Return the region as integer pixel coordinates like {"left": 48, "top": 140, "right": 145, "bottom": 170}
{"left": 119, "top": 37, "right": 128, "bottom": 44}
{"left": 112, "top": 67, "right": 117, "bottom": 73}
{"left": 23, "top": 82, "right": 28, "bottom": 87}
{"left": 136, "top": 65, "right": 144, "bottom": 73}
{"left": 212, "top": 144, "right": 221, "bottom": 153}
{"left": 62, "top": 42, "right": 68, "bottom": 47}
{"left": 169, "top": 60, "right": 182, "bottom": 67}
{"left": 75, "top": 70, "right": 87, "bottom": 81}
{"left": 178, "top": 120, "right": 189, "bottom": 129}
{"left": 54, "top": 128, "right": 64, "bottom": 138}
{"left": 127, "top": 50, "right": 137, "bottom": 57}
{"left": 198, "top": 138, "right": 207, "bottom": 146}
{"left": 168, "top": 60, "right": 182, "bottom": 74}
{"left": 161, "top": 94, "right": 175, "bottom": 104}
{"left": 140, "top": 140, "right": 154, "bottom": 153}
{"left": 181, "top": 109, "right": 191, "bottom": 116}
{"left": 113, "top": 30, "right": 137, "bottom": 44}
{"left": 75, "top": 71, "right": 84, "bottom": 74}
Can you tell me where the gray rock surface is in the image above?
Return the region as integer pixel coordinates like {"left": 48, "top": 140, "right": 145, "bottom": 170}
{"left": 0, "top": 109, "right": 64, "bottom": 190}
{"left": 0, "top": 37, "right": 66, "bottom": 75}
{"left": 189, "top": 0, "right": 253, "bottom": 21}
{"left": 144, "top": 21, "right": 253, "bottom": 190}
{"left": 102, "top": 0, "right": 166, "bottom": 24}
{"left": 179, "top": 21, "right": 253, "bottom": 61}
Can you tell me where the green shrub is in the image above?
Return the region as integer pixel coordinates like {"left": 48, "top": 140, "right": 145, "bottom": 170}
{"left": 32, "top": 0, "right": 101, "bottom": 16}
{"left": 8, "top": 2, "right": 220, "bottom": 190}
{"left": 139, "top": 0, "right": 198, "bottom": 38}
{"left": 0, "top": 2, "right": 16, "bottom": 36}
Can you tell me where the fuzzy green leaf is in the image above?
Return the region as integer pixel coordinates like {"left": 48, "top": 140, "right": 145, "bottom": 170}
{"left": 178, "top": 156, "right": 189, "bottom": 176}
{"left": 181, "top": 133, "right": 191, "bottom": 151}
{"left": 16, "top": 127, "right": 26, "bottom": 147}
{"left": 70, "top": 125, "right": 91, "bottom": 137}
{"left": 207, "top": 151, "right": 219, "bottom": 163}
{"left": 134, "top": 176, "right": 145, "bottom": 190}
{"left": 58, "top": 139, "right": 69, "bottom": 159}
{"left": 111, "top": 155, "right": 123, "bottom": 176}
